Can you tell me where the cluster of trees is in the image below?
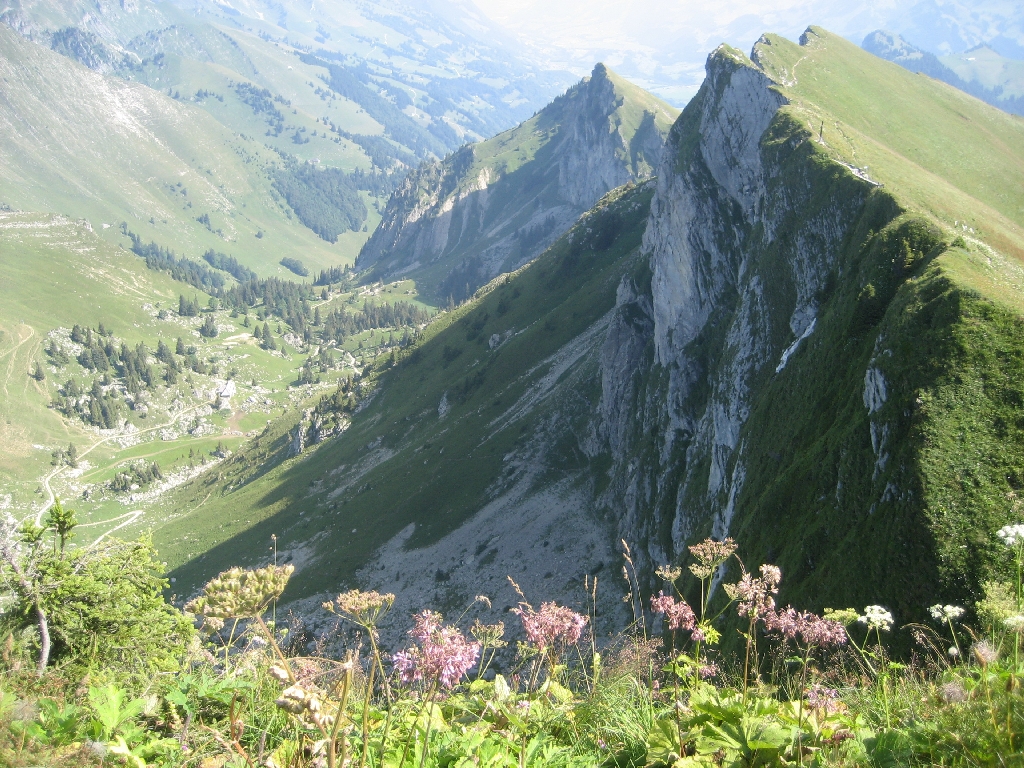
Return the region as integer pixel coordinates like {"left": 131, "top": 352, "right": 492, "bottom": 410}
{"left": 233, "top": 81, "right": 287, "bottom": 135}
{"left": 123, "top": 227, "right": 227, "bottom": 293}
{"left": 70, "top": 326, "right": 156, "bottom": 396}
{"left": 321, "top": 301, "right": 431, "bottom": 344}
{"left": 52, "top": 378, "right": 126, "bottom": 430}
{"left": 109, "top": 461, "right": 163, "bottom": 493}
{"left": 280, "top": 257, "right": 308, "bottom": 277}
{"left": 50, "top": 443, "right": 78, "bottom": 468}
{"left": 178, "top": 295, "right": 202, "bottom": 317}
{"left": 49, "top": 318, "right": 218, "bottom": 427}
{"left": 313, "top": 265, "right": 354, "bottom": 286}
{"left": 202, "top": 250, "right": 256, "bottom": 282}
{"left": 297, "top": 346, "right": 337, "bottom": 385}
{"left": 271, "top": 161, "right": 368, "bottom": 242}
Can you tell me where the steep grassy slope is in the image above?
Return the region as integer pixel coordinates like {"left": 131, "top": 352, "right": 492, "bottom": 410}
{"left": 155, "top": 183, "right": 654, "bottom": 622}
{"left": 864, "top": 30, "right": 1024, "bottom": 117}
{"left": 356, "top": 64, "right": 677, "bottom": 303}
{"left": 0, "top": 24, "right": 361, "bottom": 276}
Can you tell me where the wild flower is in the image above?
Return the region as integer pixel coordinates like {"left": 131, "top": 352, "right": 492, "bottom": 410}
{"left": 725, "top": 564, "right": 781, "bottom": 618}
{"left": 764, "top": 607, "right": 847, "bottom": 647}
{"left": 972, "top": 640, "right": 999, "bottom": 666}
{"left": 857, "top": 605, "right": 893, "bottom": 632}
{"left": 1004, "top": 615, "right": 1024, "bottom": 633}
{"left": 186, "top": 564, "right": 294, "bottom": 619}
{"left": 806, "top": 684, "right": 842, "bottom": 714}
{"left": 323, "top": 589, "right": 395, "bottom": 630}
{"left": 929, "top": 604, "right": 966, "bottom": 622}
{"left": 948, "top": 647, "right": 960, "bottom": 659}
{"left": 513, "top": 602, "right": 588, "bottom": 650}
{"left": 687, "top": 537, "right": 737, "bottom": 579}
{"left": 698, "top": 663, "right": 718, "bottom": 680}
{"left": 650, "top": 592, "right": 696, "bottom": 631}
{"left": 655, "top": 564, "right": 683, "bottom": 583}
{"left": 996, "top": 523, "right": 1024, "bottom": 547}
{"left": 392, "top": 610, "right": 480, "bottom": 689}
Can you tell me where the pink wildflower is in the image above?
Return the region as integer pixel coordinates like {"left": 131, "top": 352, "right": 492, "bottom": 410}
{"left": 514, "top": 602, "right": 588, "bottom": 650}
{"left": 650, "top": 592, "right": 697, "bottom": 631}
{"left": 698, "top": 663, "right": 718, "bottom": 680}
{"left": 391, "top": 610, "right": 480, "bottom": 689}
{"left": 805, "top": 684, "right": 842, "bottom": 714}
{"left": 764, "top": 607, "right": 847, "bottom": 647}
{"left": 728, "top": 564, "right": 782, "bottom": 618}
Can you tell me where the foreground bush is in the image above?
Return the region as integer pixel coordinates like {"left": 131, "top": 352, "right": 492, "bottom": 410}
{"left": 1, "top": 513, "right": 1024, "bottom": 766}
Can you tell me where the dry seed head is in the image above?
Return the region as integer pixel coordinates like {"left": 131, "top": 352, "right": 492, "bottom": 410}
{"left": 973, "top": 640, "right": 999, "bottom": 666}
{"left": 470, "top": 619, "right": 507, "bottom": 647}
{"left": 326, "top": 589, "right": 395, "bottom": 627}
{"left": 188, "top": 564, "right": 294, "bottom": 619}
{"left": 655, "top": 565, "right": 683, "bottom": 583}
{"left": 269, "top": 665, "right": 290, "bottom": 682}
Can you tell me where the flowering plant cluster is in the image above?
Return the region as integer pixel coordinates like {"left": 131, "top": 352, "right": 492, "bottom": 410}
{"left": 687, "top": 536, "right": 737, "bottom": 579}
{"left": 185, "top": 564, "right": 294, "bottom": 620}
{"left": 323, "top": 589, "right": 395, "bottom": 635}
{"left": 650, "top": 592, "right": 696, "bottom": 631}
{"left": 997, "top": 523, "right": 1024, "bottom": 547}
{"left": 391, "top": 610, "right": 481, "bottom": 689}
{"left": 725, "top": 564, "right": 782, "bottom": 618}
{"left": 929, "top": 604, "right": 965, "bottom": 622}
{"left": 764, "top": 607, "right": 848, "bottom": 647}
{"left": 513, "top": 601, "right": 588, "bottom": 650}
{"left": 857, "top": 605, "right": 894, "bottom": 632}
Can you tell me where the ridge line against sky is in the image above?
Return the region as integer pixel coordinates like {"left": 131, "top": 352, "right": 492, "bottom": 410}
{"left": 468, "top": 0, "right": 1024, "bottom": 105}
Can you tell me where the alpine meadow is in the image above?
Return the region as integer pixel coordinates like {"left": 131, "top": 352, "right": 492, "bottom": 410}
{"left": 3, "top": 1, "right": 1024, "bottom": 766}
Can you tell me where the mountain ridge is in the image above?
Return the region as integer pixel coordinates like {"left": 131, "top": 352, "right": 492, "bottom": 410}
{"left": 356, "top": 63, "right": 678, "bottom": 303}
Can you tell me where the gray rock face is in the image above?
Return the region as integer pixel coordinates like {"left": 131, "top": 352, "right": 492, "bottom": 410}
{"left": 357, "top": 64, "right": 677, "bottom": 302}
{"left": 594, "top": 44, "right": 871, "bottom": 575}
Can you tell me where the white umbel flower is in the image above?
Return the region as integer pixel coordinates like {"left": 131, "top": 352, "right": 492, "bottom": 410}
{"left": 857, "top": 605, "right": 894, "bottom": 631}
{"left": 929, "top": 604, "right": 965, "bottom": 622}
{"left": 997, "top": 523, "right": 1024, "bottom": 547}
{"left": 1004, "top": 615, "right": 1024, "bottom": 633}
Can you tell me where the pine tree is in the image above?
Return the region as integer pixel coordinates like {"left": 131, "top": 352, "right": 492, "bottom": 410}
{"left": 175, "top": 337, "right": 186, "bottom": 355}
{"left": 31, "top": 361, "right": 46, "bottom": 381}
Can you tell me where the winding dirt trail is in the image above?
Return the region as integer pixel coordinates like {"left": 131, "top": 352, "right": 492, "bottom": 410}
{"left": 33, "top": 403, "right": 209, "bottom": 532}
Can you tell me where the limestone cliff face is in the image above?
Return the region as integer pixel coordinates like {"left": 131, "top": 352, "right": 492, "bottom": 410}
{"left": 357, "top": 64, "right": 677, "bottom": 303}
{"left": 595, "top": 42, "right": 881, "bottom": 591}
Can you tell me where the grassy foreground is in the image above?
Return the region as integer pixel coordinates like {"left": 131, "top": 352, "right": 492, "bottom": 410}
{"left": 2, "top": 517, "right": 1024, "bottom": 767}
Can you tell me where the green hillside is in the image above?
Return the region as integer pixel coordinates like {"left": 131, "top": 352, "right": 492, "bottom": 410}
{"left": 863, "top": 30, "right": 1024, "bottom": 117}
{"left": 154, "top": 181, "right": 655, "bottom": 599}
{"left": 0, "top": 24, "right": 373, "bottom": 277}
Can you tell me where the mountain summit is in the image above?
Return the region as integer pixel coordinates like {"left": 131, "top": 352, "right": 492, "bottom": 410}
{"left": 356, "top": 64, "right": 678, "bottom": 303}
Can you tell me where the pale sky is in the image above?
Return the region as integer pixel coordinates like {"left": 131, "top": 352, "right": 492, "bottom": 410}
{"left": 471, "top": 0, "right": 1024, "bottom": 103}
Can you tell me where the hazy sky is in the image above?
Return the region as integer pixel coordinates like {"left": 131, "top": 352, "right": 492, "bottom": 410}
{"left": 470, "top": 0, "right": 1024, "bottom": 103}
